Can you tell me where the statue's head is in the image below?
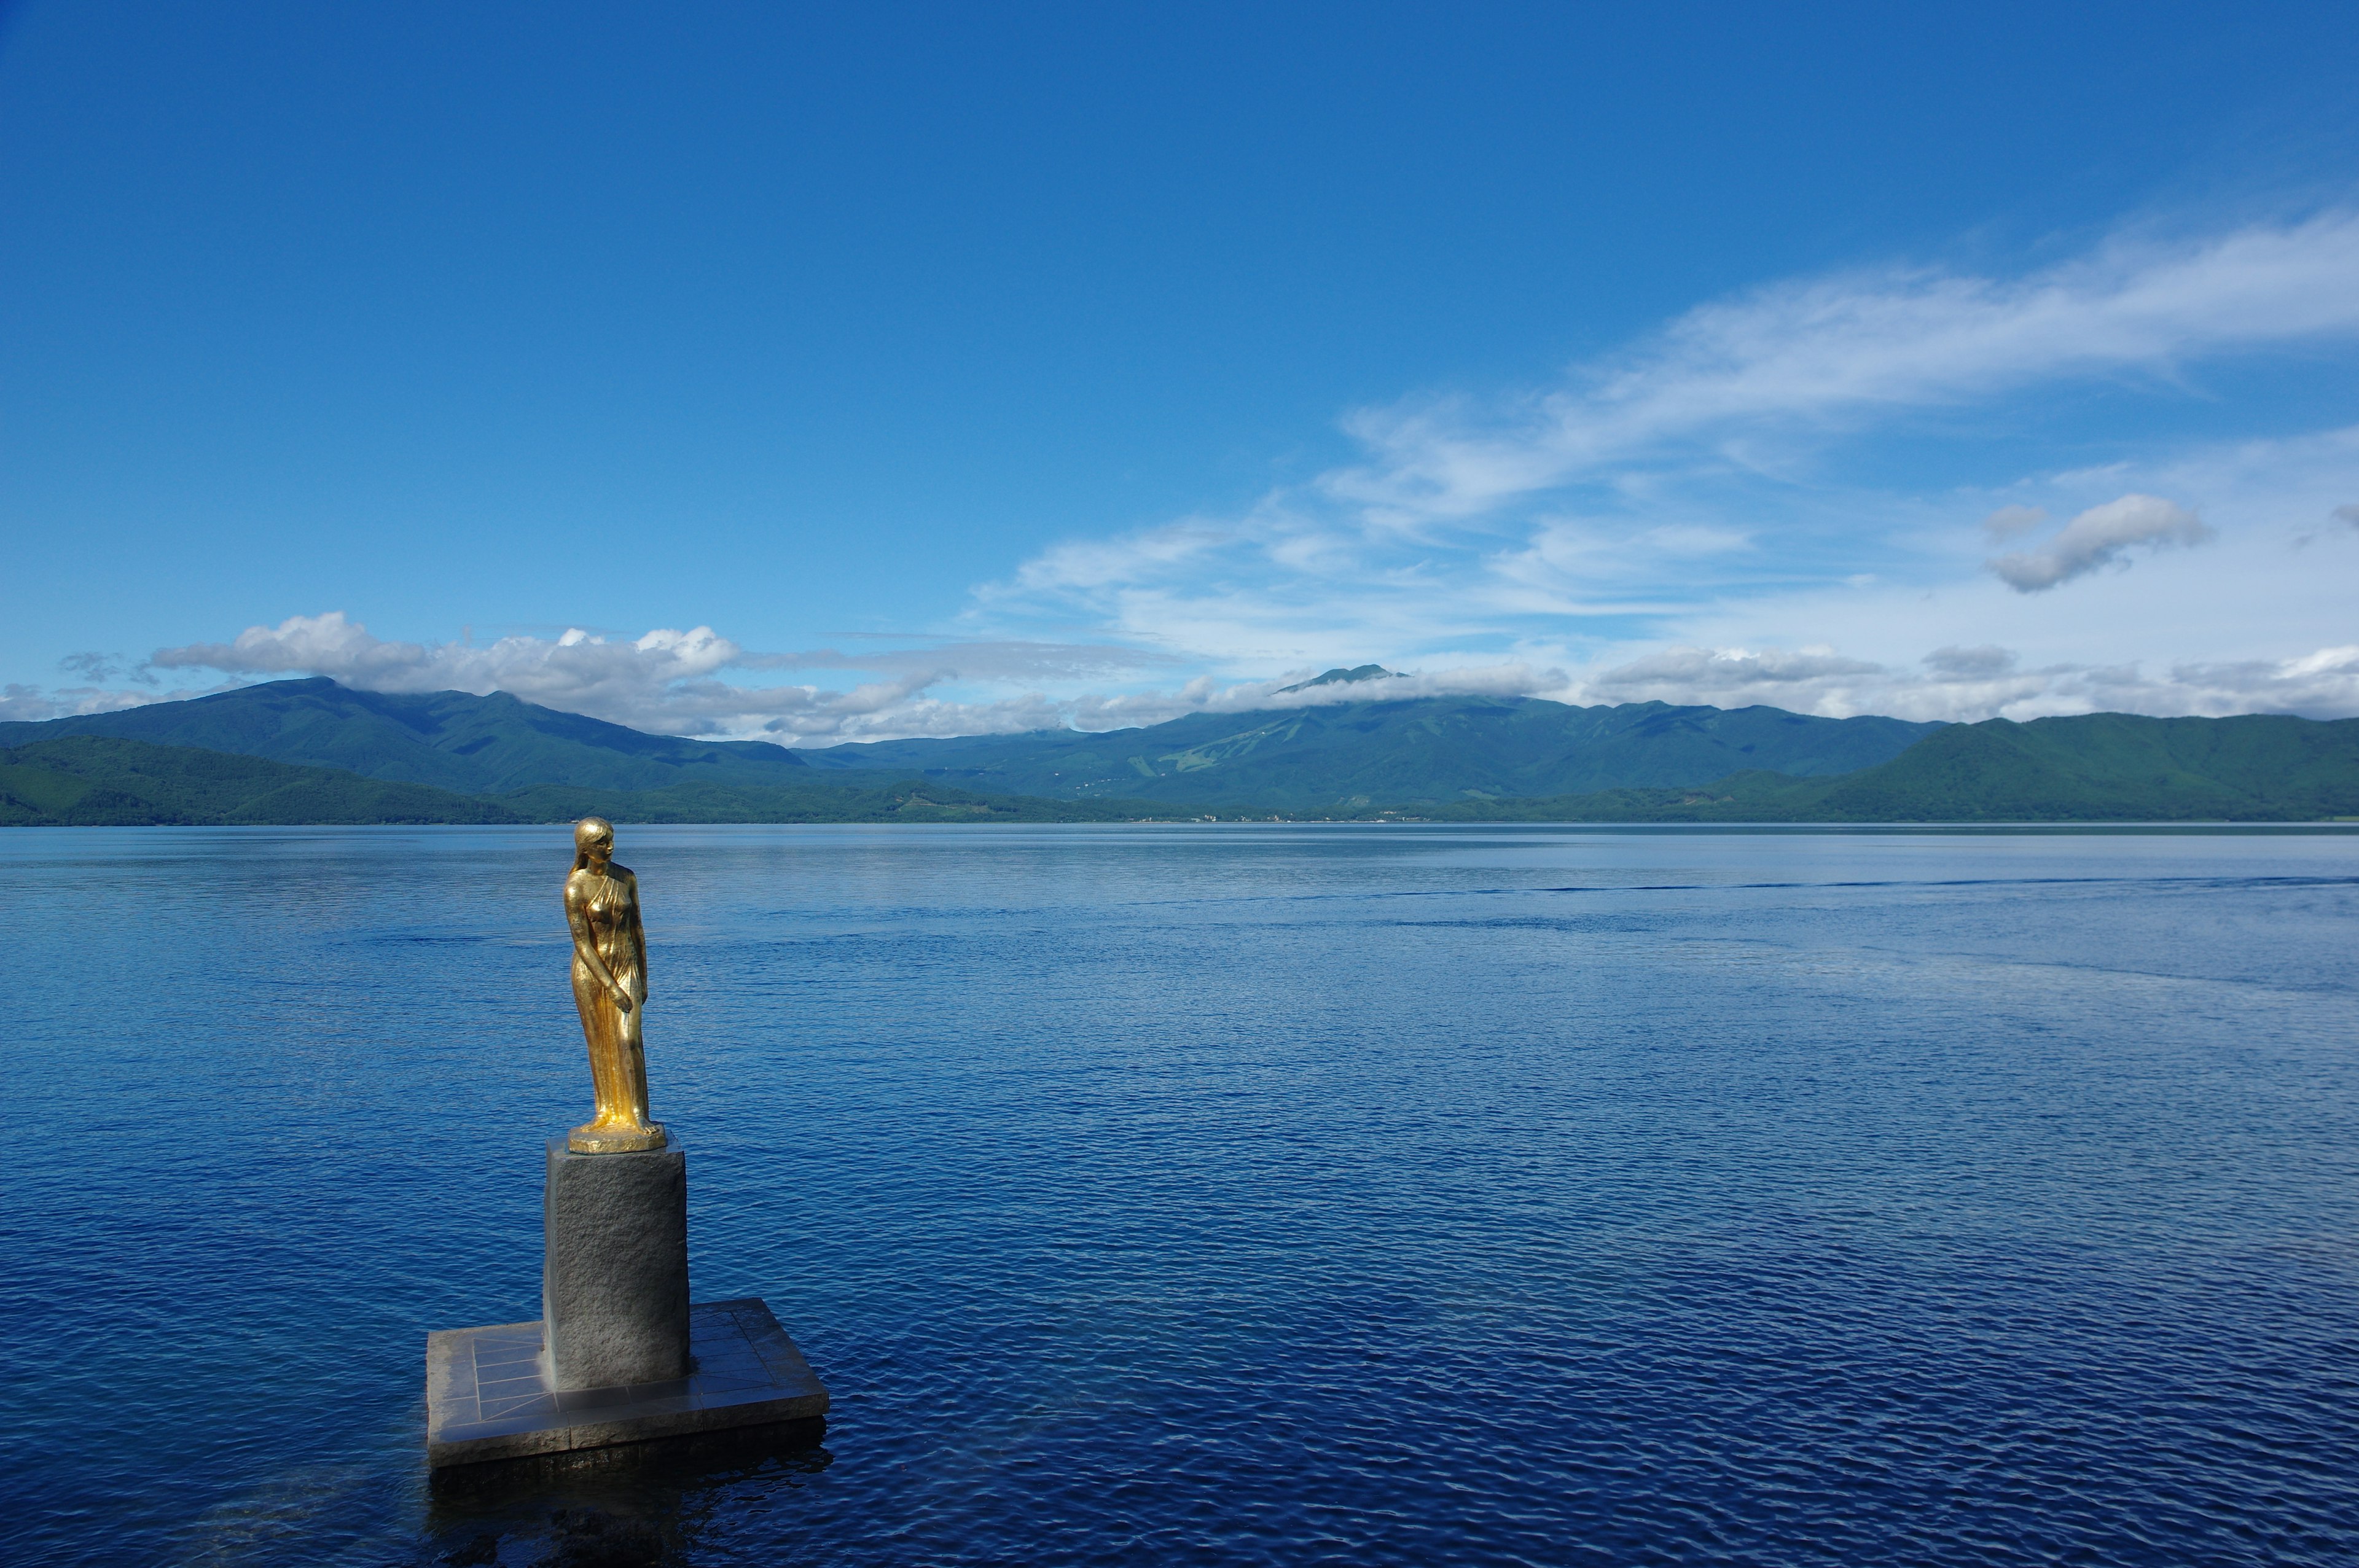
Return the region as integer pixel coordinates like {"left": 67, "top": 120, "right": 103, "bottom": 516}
{"left": 573, "top": 817, "right": 615, "bottom": 869}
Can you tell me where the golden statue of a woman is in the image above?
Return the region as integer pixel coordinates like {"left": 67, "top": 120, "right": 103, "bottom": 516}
{"left": 564, "top": 817, "right": 665, "bottom": 1153}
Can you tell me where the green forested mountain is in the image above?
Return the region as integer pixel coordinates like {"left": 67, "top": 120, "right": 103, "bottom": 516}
{"left": 798, "top": 684, "right": 1942, "bottom": 808}
{"left": 1399, "top": 713, "right": 2359, "bottom": 823}
{"left": 0, "top": 736, "right": 526, "bottom": 825}
{"left": 8, "top": 682, "right": 2353, "bottom": 826}
{"left": 1796, "top": 711, "right": 2359, "bottom": 820}
{"left": 501, "top": 779, "right": 1170, "bottom": 824}
{"left": 0, "top": 677, "right": 811, "bottom": 793}
{"left": 4, "top": 675, "right": 1941, "bottom": 809}
{"left": 0, "top": 735, "right": 1177, "bottom": 827}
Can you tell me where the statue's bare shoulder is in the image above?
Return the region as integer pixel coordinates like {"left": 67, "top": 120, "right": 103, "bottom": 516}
{"left": 565, "top": 863, "right": 636, "bottom": 911}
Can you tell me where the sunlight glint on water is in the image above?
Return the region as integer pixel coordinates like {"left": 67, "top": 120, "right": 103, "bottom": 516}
{"left": 7, "top": 824, "right": 2359, "bottom": 1566}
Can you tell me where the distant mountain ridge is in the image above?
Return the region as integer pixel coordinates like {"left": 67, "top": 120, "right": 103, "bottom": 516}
{"left": 0, "top": 735, "right": 525, "bottom": 825}
{"left": 4, "top": 674, "right": 1944, "bottom": 809}
{"left": 0, "top": 735, "right": 1177, "bottom": 827}
{"left": 798, "top": 684, "right": 1944, "bottom": 808}
{"left": 9, "top": 677, "right": 2354, "bottom": 825}
{"left": 1395, "top": 712, "right": 2359, "bottom": 824}
{"left": 0, "top": 677, "right": 810, "bottom": 794}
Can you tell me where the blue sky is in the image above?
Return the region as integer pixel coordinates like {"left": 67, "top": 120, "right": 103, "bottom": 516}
{"left": 6, "top": 1, "right": 2359, "bottom": 739}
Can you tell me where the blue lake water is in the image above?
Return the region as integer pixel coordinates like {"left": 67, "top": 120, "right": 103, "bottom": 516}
{"left": 9, "top": 822, "right": 2359, "bottom": 1567}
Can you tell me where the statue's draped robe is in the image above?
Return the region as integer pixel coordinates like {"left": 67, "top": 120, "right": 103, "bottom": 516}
{"left": 568, "top": 868, "right": 651, "bottom": 1132}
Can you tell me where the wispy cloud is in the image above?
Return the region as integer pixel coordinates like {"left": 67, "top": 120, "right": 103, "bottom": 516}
{"left": 1981, "top": 506, "right": 2050, "bottom": 540}
{"left": 960, "top": 209, "right": 2359, "bottom": 719}
{"left": 1318, "top": 210, "right": 2359, "bottom": 526}
{"left": 0, "top": 610, "right": 1572, "bottom": 739}
{"left": 1574, "top": 642, "right": 2359, "bottom": 722}
{"left": 114, "top": 613, "right": 1178, "bottom": 741}
{"left": 15, "top": 209, "right": 2359, "bottom": 736}
{"left": 1986, "top": 494, "right": 2213, "bottom": 591}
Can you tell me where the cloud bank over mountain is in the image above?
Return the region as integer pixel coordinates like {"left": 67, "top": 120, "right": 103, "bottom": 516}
{"left": 13, "top": 209, "right": 2359, "bottom": 739}
{"left": 12, "top": 614, "right": 2354, "bottom": 741}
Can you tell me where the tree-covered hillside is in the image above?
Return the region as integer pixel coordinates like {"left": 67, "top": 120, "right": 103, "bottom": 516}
{"left": 502, "top": 778, "right": 1176, "bottom": 824}
{"left": 1392, "top": 713, "right": 2359, "bottom": 823}
{"left": 799, "top": 686, "right": 1942, "bottom": 808}
{"left": 0, "top": 736, "right": 1183, "bottom": 827}
{"left": 0, "top": 677, "right": 812, "bottom": 794}
{"left": 0, "top": 736, "right": 526, "bottom": 825}
{"left": 9, "top": 693, "right": 2354, "bottom": 826}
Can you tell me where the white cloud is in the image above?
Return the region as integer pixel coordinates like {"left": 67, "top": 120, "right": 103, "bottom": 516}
{"left": 1316, "top": 210, "right": 2359, "bottom": 526}
{"left": 964, "top": 213, "right": 2359, "bottom": 704}
{"left": 1563, "top": 641, "right": 2359, "bottom": 722}
{"left": 0, "top": 681, "right": 184, "bottom": 723}
{"left": 17, "top": 614, "right": 2359, "bottom": 738}
{"left": 1587, "top": 645, "right": 1884, "bottom": 699}
{"left": 1986, "top": 493, "right": 2213, "bottom": 591}
{"left": 128, "top": 613, "right": 1069, "bottom": 742}
{"left": 15, "top": 210, "right": 2359, "bottom": 738}
{"left": 88, "top": 612, "right": 1556, "bottom": 743}
{"left": 1923, "top": 644, "right": 2017, "bottom": 678}
{"left": 1981, "top": 505, "right": 2049, "bottom": 540}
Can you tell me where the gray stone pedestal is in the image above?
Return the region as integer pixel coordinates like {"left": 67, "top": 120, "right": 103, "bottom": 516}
{"left": 424, "top": 1131, "right": 830, "bottom": 1468}
{"left": 426, "top": 1298, "right": 828, "bottom": 1467}
{"left": 543, "top": 1135, "right": 690, "bottom": 1390}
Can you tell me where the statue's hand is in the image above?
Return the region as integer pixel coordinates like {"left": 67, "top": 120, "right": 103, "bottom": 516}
{"left": 611, "top": 986, "right": 633, "bottom": 1012}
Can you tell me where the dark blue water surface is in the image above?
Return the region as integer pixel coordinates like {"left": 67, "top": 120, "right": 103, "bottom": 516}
{"left": 9, "top": 824, "right": 2359, "bottom": 1566}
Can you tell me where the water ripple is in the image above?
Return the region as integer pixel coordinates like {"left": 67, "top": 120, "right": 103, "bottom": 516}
{"left": 6, "top": 824, "right": 2359, "bottom": 1566}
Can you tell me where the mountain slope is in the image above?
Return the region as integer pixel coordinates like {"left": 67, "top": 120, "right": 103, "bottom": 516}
{"left": 9, "top": 711, "right": 2353, "bottom": 825}
{"left": 799, "top": 692, "right": 1942, "bottom": 808}
{"left": 1808, "top": 711, "right": 2359, "bottom": 820}
{"left": 1399, "top": 712, "right": 2359, "bottom": 822}
{"left": 501, "top": 779, "right": 1180, "bottom": 824}
{"left": 16, "top": 681, "right": 2347, "bottom": 824}
{"left": 6, "top": 676, "right": 1935, "bottom": 809}
{"left": 0, "top": 735, "right": 1186, "bottom": 827}
{"left": 0, "top": 677, "right": 809, "bottom": 793}
{"left": 0, "top": 736, "right": 527, "bottom": 825}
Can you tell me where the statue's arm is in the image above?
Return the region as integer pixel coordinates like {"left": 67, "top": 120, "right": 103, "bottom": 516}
{"left": 626, "top": 869, "right": 649, "bottom": 999}
{"left": 565, "top": 878, "right": 627, "bottom": 1004}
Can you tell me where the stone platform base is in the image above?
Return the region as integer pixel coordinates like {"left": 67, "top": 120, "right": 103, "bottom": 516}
{"left": 426, "top": 1298, "right": 828, "bottom": 1468}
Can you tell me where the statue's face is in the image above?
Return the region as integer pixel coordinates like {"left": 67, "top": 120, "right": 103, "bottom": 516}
{"left": 585, "top": 832, "right": 612, "bottom": 862}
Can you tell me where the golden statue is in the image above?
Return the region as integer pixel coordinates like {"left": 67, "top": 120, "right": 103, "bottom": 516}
{"left": 564, "top": 818, "right": 665, "bottom": 1153}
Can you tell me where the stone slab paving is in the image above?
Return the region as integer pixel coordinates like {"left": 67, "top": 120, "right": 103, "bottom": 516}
{"left": 426, "top": 1297, "right": 829, "bottom": 1467}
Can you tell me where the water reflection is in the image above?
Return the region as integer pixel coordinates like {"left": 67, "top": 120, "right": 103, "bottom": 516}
{"left": 423, "top": 1421, "right": 830, "bottom": 1565}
